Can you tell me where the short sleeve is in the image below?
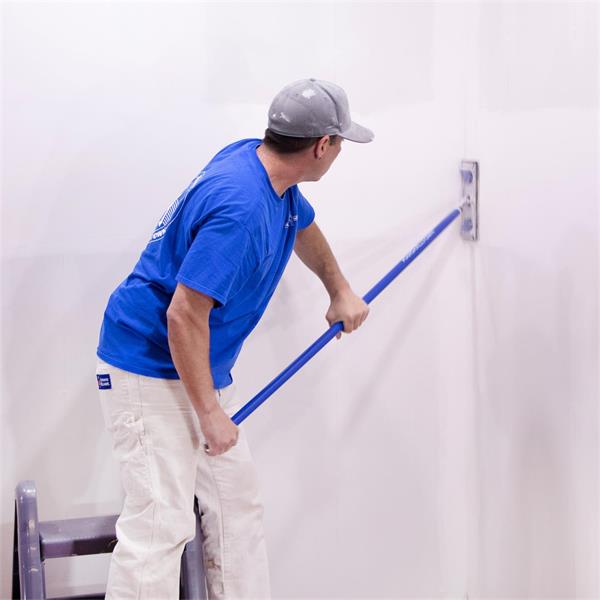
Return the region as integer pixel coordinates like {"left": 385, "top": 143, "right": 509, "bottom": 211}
{"left": 296, "top": 188, "right": 315, "bottom": 230}
{"left": 176, "top": 217, "right": 258, "bottom": 307}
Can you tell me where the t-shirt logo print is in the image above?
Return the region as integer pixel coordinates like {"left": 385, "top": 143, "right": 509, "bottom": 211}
{"left": 150, "top": 171, "right": 205, "bottom": 242}
{"left": 284, "top": 213, "right": 298, "bottom": 229}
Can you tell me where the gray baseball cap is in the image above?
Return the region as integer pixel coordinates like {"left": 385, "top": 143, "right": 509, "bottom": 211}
{"left": 267, "top": 78, "right": 374, "bottom": 143}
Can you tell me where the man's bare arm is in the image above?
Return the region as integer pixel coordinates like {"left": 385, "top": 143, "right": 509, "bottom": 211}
{"left": 294, "top": 221, "right": 369, "bottom": 337}
{"left": 167, "top": 283, "right": 238, "bottom": 455}
{"left": 294, "top": 221, "right": 351, "bottom": 298}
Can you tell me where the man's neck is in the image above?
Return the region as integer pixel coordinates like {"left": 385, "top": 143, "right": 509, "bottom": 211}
{"left": 255, "top": 144, "right": 305, "bottom": 197}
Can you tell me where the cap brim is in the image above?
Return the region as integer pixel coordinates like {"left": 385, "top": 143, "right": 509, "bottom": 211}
{"left": 339, "top": 121, "right": 374, "bottom": 143}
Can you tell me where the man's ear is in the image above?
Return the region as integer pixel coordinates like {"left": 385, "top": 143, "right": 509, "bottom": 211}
{"left": 314, "top": 135, "right": 330, "bottom": 159}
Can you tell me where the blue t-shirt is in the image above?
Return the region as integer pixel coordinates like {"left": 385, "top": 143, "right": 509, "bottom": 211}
{"left": 97, "top": 138, "right": 315, "bottom": 388}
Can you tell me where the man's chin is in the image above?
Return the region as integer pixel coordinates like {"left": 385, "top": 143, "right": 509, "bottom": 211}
{"left": 302, "top": 172, "right": 326, "bottom": 183}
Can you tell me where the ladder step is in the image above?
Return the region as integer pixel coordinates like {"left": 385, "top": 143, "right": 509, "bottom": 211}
{"left": 48, "top": 594, "right": 105, "bottom": 600}
{"left": 40, "top": 515, "right": 118, "bottom": 559}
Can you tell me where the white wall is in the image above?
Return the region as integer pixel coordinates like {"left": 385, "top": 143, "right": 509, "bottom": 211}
{"left": 1, "top": 1, "right": 597, "bottom": 598}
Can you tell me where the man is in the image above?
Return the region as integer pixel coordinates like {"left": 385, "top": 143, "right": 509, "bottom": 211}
{"left": 96, "top": 78, "right": 373, "bottom": 599}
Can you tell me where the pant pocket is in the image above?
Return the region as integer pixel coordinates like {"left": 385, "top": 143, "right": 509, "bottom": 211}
{"left": 218, "top": 383, "right": 240, "bottom": 416}
{"left": 109, "top": 411, "right": 153, "bottom": 502}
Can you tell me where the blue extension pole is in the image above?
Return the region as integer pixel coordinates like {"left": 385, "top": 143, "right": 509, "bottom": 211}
{"left": 231, "top": 206, "right": 462, "bottom": 425}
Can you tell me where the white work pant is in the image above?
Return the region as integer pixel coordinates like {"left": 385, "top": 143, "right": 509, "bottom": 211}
{"left": 96, "top": 358, "right": 270, "bottom": 599}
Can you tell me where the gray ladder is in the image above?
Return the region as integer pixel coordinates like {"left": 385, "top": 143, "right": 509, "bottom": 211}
{"left": 12, "top": 480, "right": 206, "bottom": 599}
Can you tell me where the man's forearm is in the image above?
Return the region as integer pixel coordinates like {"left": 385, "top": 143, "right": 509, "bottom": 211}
{"left": 294, "top": 221, "right": 350, "bottom": 298}
{"left": 167, "top": 314, "right": 219, "bottom": 417}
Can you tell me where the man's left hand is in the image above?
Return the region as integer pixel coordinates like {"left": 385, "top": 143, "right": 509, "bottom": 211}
{"left": 325, "top": 287, "right": 370, "bottom": 340}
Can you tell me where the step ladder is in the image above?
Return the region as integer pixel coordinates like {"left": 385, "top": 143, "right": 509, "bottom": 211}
{"left": 12, "top": 480, "right": 206, "bottom": 599}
